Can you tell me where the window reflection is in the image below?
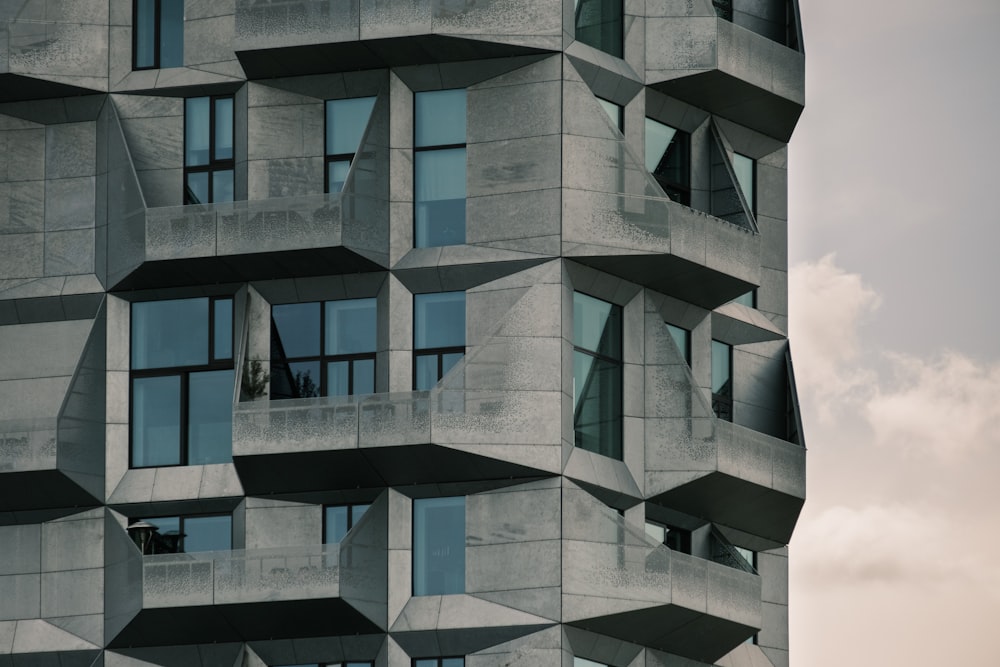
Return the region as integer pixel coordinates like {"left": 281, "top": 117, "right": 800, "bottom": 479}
{"left": 136, "top": 514, "right": 232, "bottom": 554}
{"left": 184, "top": 96, "right": 234, "bottom": 204}
{"left": 666, "top": 323, "right": 691, "bottom": 365}
{"left": 133, "top": 0, "right": 183, "bottom": 70}
{"left": 413, "top": 292, "right": 465, "bottom": 390}
{"left": 414, "top": 89, "right": 466, "bottom": 248}
{"left": 325, "top": 96, "right": 376, "bottom": 193}
{"left": 324, "top": 504, "right": 371, "bottom": 544}
{"left": 413, "top": 497, "right": 465, "bottom": 596}
{"left": 573, "top": 292, "right": 623, "bottom": 460}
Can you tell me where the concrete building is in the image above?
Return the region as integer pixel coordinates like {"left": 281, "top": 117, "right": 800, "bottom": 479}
{"left": 0, "top": 1, "right": 806, "bottom": 666}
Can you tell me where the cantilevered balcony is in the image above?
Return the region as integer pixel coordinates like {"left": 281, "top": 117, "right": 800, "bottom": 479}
{"left": 0, "top": 18, "right": 107, "bottom": 102}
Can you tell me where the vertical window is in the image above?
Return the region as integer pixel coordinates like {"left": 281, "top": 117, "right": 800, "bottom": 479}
{"left": 184, "top": 96, "right": 234, "bottom": 204}
{"left": 413, "top": 497, "right": 465, "bottom": 596}
{"left": 323, "top": 504, "right": 371, "bottom": 543}
{"left": 133, "top": 514, "right": 232, "bottom": 554}
{"left": 573, "top": 292, "right": 623, "bottom": 460}
{"left": 597, "top": 98, "right": 623, "bottom": 132}
{"left": 644, "top": 519, "right": 692, "bottom": 554}
{"left": 645, "top": 118, "right": 690, "bottom": 206}
{"left": 270, "top": 298, "right": 377, "bottom": 399}
{"left": 325, "top": 97, "right": 376, "bottom": 193}
{"left": 711, "top": 340, "right": 733, "bottom": 422}
{"left": 414, "top": 89, "right": 466, "bottom": 248}
{"left": 666, "top": 323, "right": 691, "bottom": 365}
{"left": 574, "top": 0, "right": 623, "bottom": 57}
{"left": 733, "top": 153, "right": 755, "bottom": 214}
{"left": 133, "top": 0, "right": 183, "bottom": 70}
{"left": 413, "top": 292, "right": 465, "bottom": 391}
{"left": 414, "top": 660, "right": 464, "bottom": 667}
{"left": 131, "top": 297, "right": 234, "bottom": 468}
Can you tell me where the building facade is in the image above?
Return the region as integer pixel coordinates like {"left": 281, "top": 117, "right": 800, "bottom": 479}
{"left": 0, "top": 1, "right": 806, "bottom": 666}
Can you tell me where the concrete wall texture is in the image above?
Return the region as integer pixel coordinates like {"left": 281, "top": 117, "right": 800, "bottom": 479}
{"left": 0, "top": 0, "right": 806, "bottom": 665}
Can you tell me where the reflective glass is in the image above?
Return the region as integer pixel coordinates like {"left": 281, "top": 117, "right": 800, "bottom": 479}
{"left": 415, "top": 662, "right": 437, "bottom": 667}
{"left": 574, "top": 0, "right": 623, "bottom": 57}
{"left": 325, "top": 505, "right": 348, "bottom": 543}
{"left": 328, "top": 360, "right": 349, "bottom": 396}
{"left": 213, "top": 169, "right": 234, "bottom": 204}
{"left": 185, "top": 97, "right": 210, "bottom": 166}
{"left": 415, "top": 89, "right": 466, "bottom": 147}
{"left": 132, "top": 375, "right": 181, "bottom": 467}
{"left": 159, "top": 0, "right": 184, "bottom": 68}
{"left": 188, "top": 369, "right": 234, "bottom": 464}
{"left": 183, "top": 515, "right": 232, "bottom": 552}
{"left": 213, "top": 298, "right": 233, "bottom": 360}
{"left": 573, "top": 351, "right": 622, "bottom": 459}
{"left": 185, "top": 172, "right": 208, "bottom": 205}
{"left": 145, "top": 516, "right": 180, "bottom": 536}
{"left": 353, "top": 358, "right": 375, "bottom": 395}
{"left": 414, "top": 292, "right": 465, "bottom": 349}
{"left": 328, "top": 160, "right": 351, "bottom": 193}
{"left": 414, "top": 148, "right": 466, "bottom": 247}
{"left": 214, "top": 97, "right": 233, "bottom": 160}
{"left": 732, "top": 290, "right": 755, "bottom": 308}
{"left": 598, "top": 98, "right": 622, "bottom": 130}
{"left": 132, "top": 298, "right": 208, "bottom": 369}
{"left": 288, "top": 361, "right": 321, "bottom": 398}
{"left": 326, "top": 96, "right": 377, "bottom": 155}
{"left": 666, "top": 323, "right": 690, "bottom": 364}
{"left": 733, "top": 153, "right": 754, "bottom": 211}
{"left": 711, "top": 340, "right": 732, "bottom": 395}
{"left": 573, "top": 292, "right": 621, "bottom": 359}
{"left": 413, "top": 496, "right": 465, "bottom": 595}
{"left": 574, "top": 659, "right": 607, "bottom": 667}
{"left": 414, "top": 355, "right": 438, "bottom": 391}
{"left": 272, "top": 302, "right": 321, "bottom": 357}
{"left": 325, "top": 298, "right": 376, "bottom": 355}
{"left": 441, "top": 660, "right": 464, "bottom": 667}
{"left": 645, "top": 117, "right": 689, "bottom": 202}
{"left": 644, "top": 117, "right": 677, "bottom": 173}
{"left": 134, "top": 0, "right": 156, "bottom": 69}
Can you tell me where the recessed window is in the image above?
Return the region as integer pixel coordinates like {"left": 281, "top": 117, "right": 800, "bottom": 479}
{"left": 323, "top": 504, "right": 371, "bottom": 544}
{"left": 733, "top": 152, "right": 756, "bottom": 214}
{"left": 735, "top": 545, "right": 756, "bottom": 571}
{"left": 413, "top": 496, "right": 465, "bottom": 596}
{"left": 325, "top": 97, "right": 376, "bottom": 193}
{"left": 133, "top": 0, "right": 183, "bottom": 70}
{"left": 574, "top": 659, "right": 608, "bottom": 667}
{"left": 731, "top": 289, "right": 757, "bottom": 308}
{"left": 132, "top": 514, "right": 232, "bottom": 554}
{"left": 711, "top": 339, "right": 733, "bottom": 422}
{"left": 666, "top": 323, "right": 691, "bottom": 365}
{"left": 574, "top": 0, "right": 623, "bottom": 57}
{"left": 413, "top": 292, "right": 465, "bottom": 391}
{"left": 597, "top": 98, "right": 623, "bottom": 132}
{"left": 644, "top": 519, "right": 692, "bottom": 554}
{"left": 130, "top": 297, "right": 234, "bottom": 468}
{"left": 184, "top": 96, "right": 234, "bottom": 204}
{"left": 414, "top": 660, "right": 464, "bottom": 667}
{"left": 414, "top": 89, "right": 466, "bottom": 248}
{"left": 645, "top": 117, "right": 691, "bottom": 206}
{"left": 573, "top": 292, "right": 623, "bottom": 460}
{"left": 270, "top": 299, "right": 377, "bottom": 399}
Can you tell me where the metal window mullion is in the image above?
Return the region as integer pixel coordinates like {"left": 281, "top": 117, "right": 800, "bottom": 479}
{"left": 179, "top": 370, "right": 190, "bottom": 465}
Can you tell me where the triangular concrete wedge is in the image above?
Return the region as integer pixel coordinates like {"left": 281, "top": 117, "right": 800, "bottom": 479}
{"left": 391, "top": 594, "right": 554, "bottom": 632}
{"left": 11, "top": 619, "right": 101, "bottom": 653}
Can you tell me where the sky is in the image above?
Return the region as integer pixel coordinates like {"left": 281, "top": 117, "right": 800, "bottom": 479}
{"left": 787, "top": 0, "right": 1000, "bottom": 664}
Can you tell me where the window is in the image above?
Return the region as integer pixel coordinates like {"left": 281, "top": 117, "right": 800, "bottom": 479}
{"left": 413, "top": 496, "right": 465, "bottom": 596}
{"left": 597, "top": 98, "right": 623, "bottom": 131}
{"left": 414, "top": 660, "right": 463, "bottom": 667}
{"left": 277, "top": 662, "right": 372, "bottom": 667}
{"left": 184, "top": 96, "right": 234, "bottom": 204}
{"left": 666, "top": 323, "right": 691, "bottom": 365}
{"left": 325, "top": 97, "right": 376, "bottom": 193}
{"left": 732, "top": 289, "right": 757, "bottom": 308}
{"left": 135, "top": 514, "right": 232, "bottom": 554}
{"left": 573, "top": 292, "right": 622, "bottom": 460}
{"left": 131, "top": 297, "right": 234, "bottom": 468}
{"left": 414, "top": 89, "right": 466, "bottom": 247}
{"left": 413, "top": 292, "right": 465, "bottom": 391}
{"left": 735, "top": 546, "right": 756, "bottom": 571}
{"left": 270, "top": 299, "right": 377, "bottom": 399}
{"left": 133, "top": 0, "right": 183, "bottom": 70}
{"left": 574, "top": 0, "right": 623, "bottom": 57}
{"left": 645, "top": 118, "right": 690, "bottom": 206}
{"left": 711, "top": 340, "right": 733, "bottom": 422}
{"left": 574, "top": 659, "right": 607, "bottom": 667}
{"left": 324, "top": 504, "right": 371, "bottom": 543}
{"left": 645, "top": 520, "right": 692, "bottom": 554}
{"left": 733, "top": 152, "right": 755, "bottom": 214}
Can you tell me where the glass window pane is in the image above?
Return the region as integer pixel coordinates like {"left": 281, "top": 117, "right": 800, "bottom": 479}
{"left": 212, "top": 169, "right": 234, "bottom": 204}
{"left": 666, "top": 323, "right": 689, "bottom": 364}
{"left": 272, "top": 302, "right": 321, "bottom": 358}
{"left": 327, "top": 360, "right": 349, "bottom": 396}
{"left": 325, "top": 506, "right": 349, "bottom": 543}
{"left": 574, "top": 659, "right": 607, "bottom": 667}
{"left": 440, "top": 352, "right": 463, "bottom": 380}
{"left": 213, "top": 298, "right": 233, "bottom": 360}
{"left": 732, "top": 290, "right": 755, "bottom": 307}
{"left": 159, "top": 0, "right": 184, "bottom": 68}
{"left": 733, "top": 153, "right": 754, "bottom": 211}
{"left": 188, "top": 369, "right": 234, "bottom": 465}
{"left": 442, "top": 660, "right": 464, "bottom": 667}
{"left": 185, "top": 171, "right": 208, "bottom": 204}
{"left": 415, "top": 89, "right": 466, "bottom": 147}
{"left": 414, "top": 148, "right": 466, "bottom": 248}
{"left": 413, "top": 496, "right": 465, "bottom": 596}
{"left": 574, "top": 0, "right": 623, "bottom": 57}
{"left": 644, "top": 117, "right": 676, "bottom": 173}
{"left": 328, "top": 160, "right": 351, "bottom": 193}
{"left": 597, "top": 98, "right": 621, "bottom": 130}
{"left": 325, "top": 298, "right": 376, "bottom": 355}
{"left": 353, "top": 358, "right": 375, "bottom": 395}
{"left": 414, "top": 661, "right": 438, "bottom": 667}
{"left": 573, "top": 292, "right": 621, "bottom": 359}
{"left": 414, "top": 354, "right": 438, "bottom": 391}
{"left": 183, "top": 515, "right": 232, "bottom": 553}
{"left": 134, "top": 0, "right": 156, "bottom": 69}
{"left": 288, "top": 361, "right": 321, "bottom": 398}
{"left": 326, "top": 96, "right": 377, "bottom": 155}
{"left": 573, "top": 350, "right": 622, "bottom": 459}
{"left": 214, "top": 97, "right": 233, "bottom": 160}
{"left": 644, "top": 521, "right": 666, "bottom": 543}
{"left": 185, "top": 97, "right": 210, "bottom": 166}
{"left": 711, "top": 340, "right": 732, "bottom": 395}
{"left": 352, "top": 504, "right": 370, "bottom": 525}
{"left": 414, "top": 292, "right": 465, "bottom": 350}
{"left": 132, "top": 298, "right": 209, "bottom": 369}
{"left": 132, "top": 375, "right": 181, "bottom": 467}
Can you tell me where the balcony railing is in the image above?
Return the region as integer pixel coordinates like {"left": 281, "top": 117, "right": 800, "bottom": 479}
{"left": 3, "top": 19, "right": 107, "bottom": 78}
{"left": 0, "top": 418, "right": 57, "bottom": 472}
{"left": 710, "top": 528, "right": 756, "bottom": 574}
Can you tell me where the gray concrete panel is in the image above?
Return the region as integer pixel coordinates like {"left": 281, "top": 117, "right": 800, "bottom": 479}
{"left": 0, "top": 574, "right": 40, "bottom": 621}
{"left": 40, "top": 568, "right": 103, "bottom": 617}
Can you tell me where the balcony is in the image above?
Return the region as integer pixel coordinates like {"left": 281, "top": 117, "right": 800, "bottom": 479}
{"left": 0, "top": 18, "right": 107, "bottom": 102}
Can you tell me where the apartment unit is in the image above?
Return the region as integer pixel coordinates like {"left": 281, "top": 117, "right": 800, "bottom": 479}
{"left": 0, "top": 1, "right": 806, "bottom": 666}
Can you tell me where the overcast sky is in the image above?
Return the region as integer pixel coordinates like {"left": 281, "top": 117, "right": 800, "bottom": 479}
{"left": 787, "top": 0, "right": 1000, "bottom": 664}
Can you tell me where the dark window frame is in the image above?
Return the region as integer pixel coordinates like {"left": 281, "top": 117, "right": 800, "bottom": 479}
{"left": 132, "top": 0, "right": 183, "bottom": 71}
{"left": 413, "top": 89, "right": 467, "bottom": 248}
{"left": 711, "top": 339, "right": 733, "bottom": 422}
{"left": 322, "top": 503, "right": 372, "bottom": 544}
{"left": 412, "top": 292, "right": 465, "bottom": 391}
{"left": 183, "top": 95, "right": 235, "bottom": 205}
{"left": 129, "top": 296, "right": 234, "bottom": 469}
{"left": 572, "top": 292, "right": 624, "bottom": 460}
{"left": 323, "top": 97, "right": 376, "bottom": 194}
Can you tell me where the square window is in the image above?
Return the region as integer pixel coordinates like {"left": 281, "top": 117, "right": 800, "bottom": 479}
{"left": 413, "top": 497, "right": 465, "bottom": 596}
{"left": 134, "top": 0, "right": 183, "bottom": 70}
